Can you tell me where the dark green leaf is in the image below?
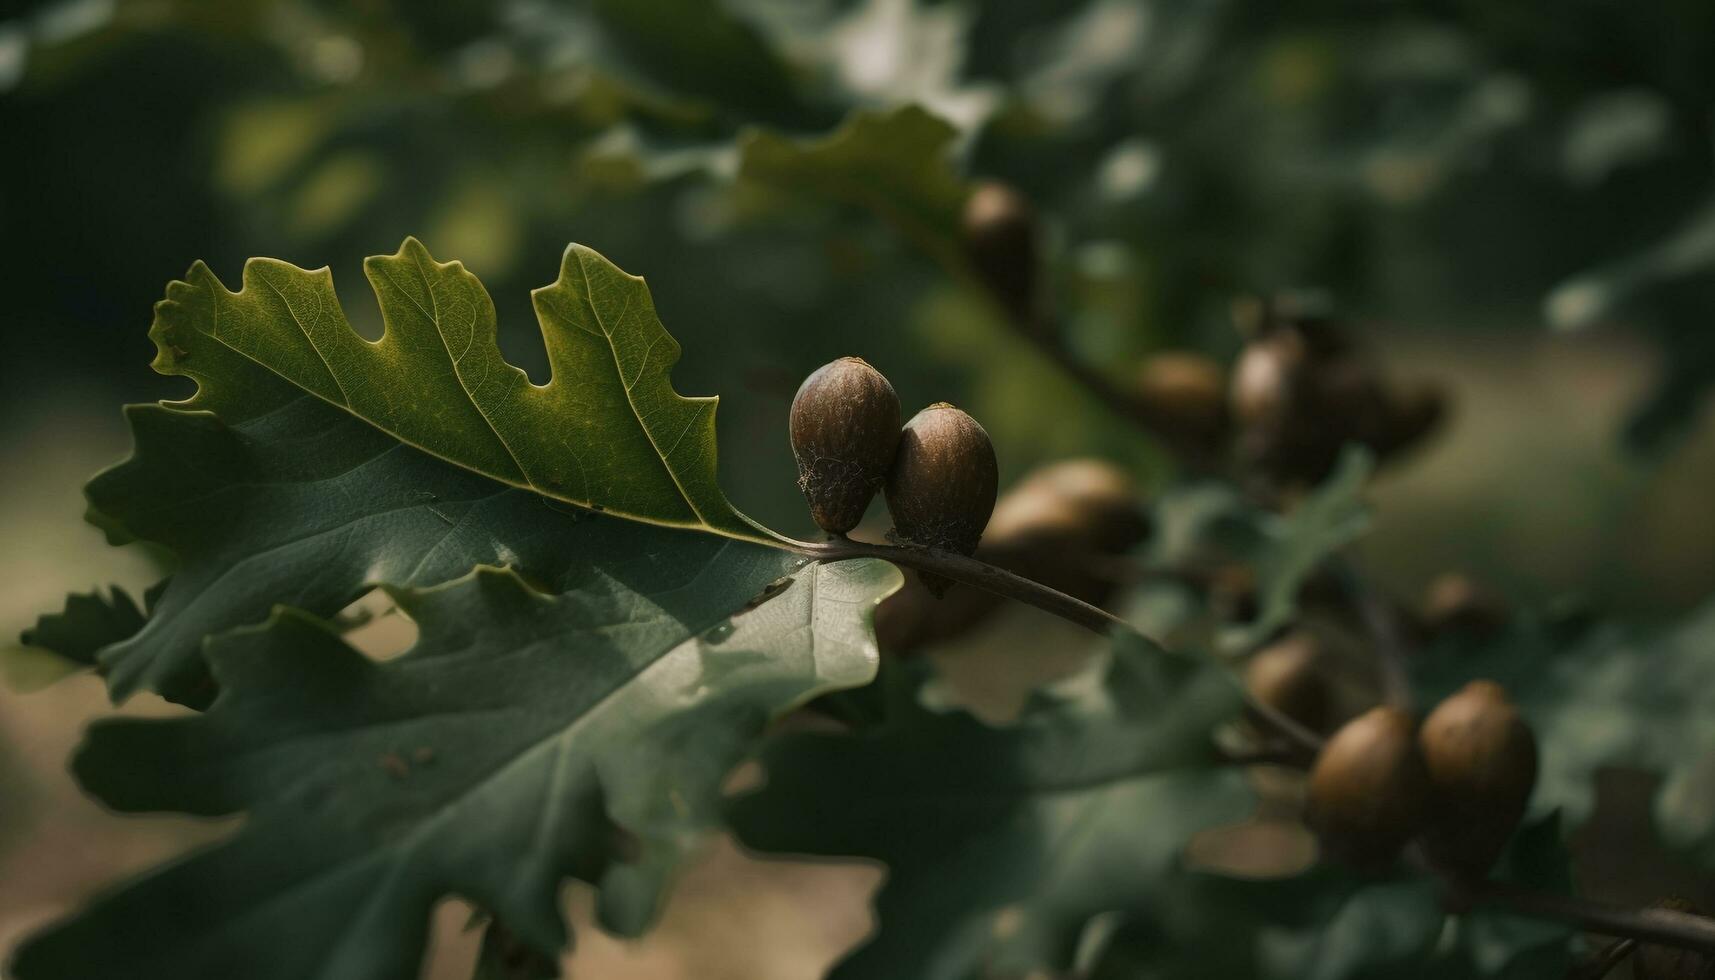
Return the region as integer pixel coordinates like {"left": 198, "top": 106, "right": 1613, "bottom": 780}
{"left": 3, "top": 586, "right": 146, "bottom": 689}
{"left": 87, "top": 239, "right": 793, "bottom": 703}
{"left": 1090, "top": 817, "right": 1573, "bottom": 979}
{"left": 729, "top": 632, "right": 1247, "bottom": 979}
{"left": 12, "top": 557, "right": 898, "bottom": 980}
{"left": 739, "top": 106, "right": 969, "bottom": 257}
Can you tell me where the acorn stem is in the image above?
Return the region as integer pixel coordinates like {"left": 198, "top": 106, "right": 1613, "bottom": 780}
{"left": 1011, "top": 310, "right": 1227, "bottom": 472}
{"left": 795, "top": 537, "right": 1128, "bottom": 637}
{"left": 1336, "top": 558, "right": 1415, "bottom": 710}
{"left": 1453, "top": 879, "right": 1715, "bottom": 956}
{"left": 1245, "top": 693, "right": 1327, "bottom": 754}
{"left": 1570, "top": 938, "right": 1636, "bottom": 980}
{"left": 795, "top": 537, "right": 1328, "bottom": 752}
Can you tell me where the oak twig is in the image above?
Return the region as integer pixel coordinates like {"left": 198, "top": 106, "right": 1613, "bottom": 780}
{"left": 1454, "top": 879, "right": 1715, "bottom": 956}
{"left": 794, "top": 537, "right": 1128, "bottom": 637}
{"left": 1337, "top": 559, "right": 1415, "bottom": 710}
{"left": 1569, "top": 938, "right": 1637, "bottom": 980}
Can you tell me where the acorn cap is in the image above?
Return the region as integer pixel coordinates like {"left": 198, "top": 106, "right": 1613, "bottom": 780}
{"left": 1244, "top": 631, "right": 1330, "bottom": 736}
{"left": 1307, "top": 705, "right": 1429, "bottom": 868}
{"left": 789, "top": 357, "right": 902, "bottom": 535}
{"left": 1418, "top": 680, "right": 1538, "bottom": 876}
{"left": 885, "top": 403, "right": 999, "bottom": 596}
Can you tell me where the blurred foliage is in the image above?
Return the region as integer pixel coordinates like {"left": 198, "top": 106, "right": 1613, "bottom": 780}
{"left": 9, "top": 0, "right": 1715, "bottom": 533}
{"left": 9, "top": 1, "right": 1715, "bottom": 977}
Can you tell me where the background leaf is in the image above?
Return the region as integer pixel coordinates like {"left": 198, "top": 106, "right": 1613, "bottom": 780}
{"left": 729, "top": 632, "right": 1247, "bottom": 979}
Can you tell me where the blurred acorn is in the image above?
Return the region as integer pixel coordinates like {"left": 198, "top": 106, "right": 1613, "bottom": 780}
{"left": 1376, "top": 380, "right": 1448, "bottom": 460}
{"left": 962, "top": 180, "right": 1041, "bottom": 323}
{"left": 886, "top": 403, "right": 1000, "bottom": 596}
{"left": 789, "top": 357, "right": 903, "bottom": 535}
{"left": 1245, "top": 631, "right": 1331, "bottom": 736}
{"left": 1635, "top": 898, "right": 1715, "bottom": 980}
{"left": 1135, "top": 351, "right": 1229, "bottom": 458}
{"left": 1419, "top": 573, "right": 1510, "bottom": 641}
{"left": 875, "top": 458, "right": 1148, "bottom": 652}
{"left": 1418, "top": 680, "right": 1538, "bottom": 876}
{"left": 1228, "top": 298, "right": 1447, "bottom": 490}
{"left": 1307, "top": 705, "right": 1429, "bottom": 868}
{"left": 1231, "top": 327, "right": 1312, "bottom": 435}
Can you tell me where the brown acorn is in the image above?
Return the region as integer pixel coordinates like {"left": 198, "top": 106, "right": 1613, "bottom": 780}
{"left": 1306, "top": 705, "right": 1429, "bottom": 868}
{"left": 1376, "top": 380, "right": 1447, "bottom": 459}
{"left": 1135, "top": 351, "right": 1229, "bottom": 457}
{"left": 789, "top": 357, "right": 902, "bottom": 535}
{"left": 962, "top": 180, "right": 1041, "bottom": 322}
{"left": 1230, "top": 328, "right": 1311, "bottom": 432}
{"left": 1635, "top": 898, "right": 1715, "bottom": 980}
{"left": 886, "top": 403, "right": 999, "bottom": 596}
{"left": 1418, "top": 680, "right": 1538, "bottom": 876}
{"left": 876, "top": 458, "right": 1146, "bottom": 652}
{"left": 1245, "top": 631, "right": 1330, "bottom": 736}
{"left": 1419, "top": 573, "right": 1509, "bottom": 641}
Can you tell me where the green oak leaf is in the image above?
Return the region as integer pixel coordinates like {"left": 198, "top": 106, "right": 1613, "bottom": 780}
{"left": 17, "top": 585, "right": 147, "bottom": 666}
{"left": 1090, "top": 871, "right": 1444, "bottom": 980}
{"left": 1414, "top": 600, "right": 1715, "bottom": 868}
{"left": 1136, "top": 447, "right": 1372, "bottom": 650}
{"left": 150, "top": 236, "right": 768, "bottom": 542}
{"left": 2, "top": 585, "right": 150, "bottom": 690}
{"left": 727, "top": 633, "right": 1248, "bottom": 980}
{"left": 11, "top": 557, "right": 899, "bottom": 980}
{"left": 738, "top": 105, "right": 968, "bottom": 257}
{"left": 76, "top": 238, "right": 802, "bottom": 703}
{"left": 1225, "top": 447, "right": 1372, "bottom": 651}
{"left": 1089, "top": 816, "right": 1572, "bottom": 979}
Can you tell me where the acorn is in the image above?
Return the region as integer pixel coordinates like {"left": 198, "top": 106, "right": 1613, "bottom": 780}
{"left": 1376, "top": 380, "right": 1447, "bottom": 459}
{"left": 1418, "top": 680, "right": 1538, "bottom": 876}
{"left": 789, "top": 357, "right": 902, "bottom": 535}
{"left": 962, "top": 180, "right": 1041, "bottom": 322}
{"left": 876, "top": 458, "right": 1146, "bottom": 652}
{"left": 886, "top": 403, "right": 999, "bottom": 596}
{"left": 1135, "top": 351, "right": 1228, "bottom": 457}
{"left": 1635, "top": 898, "right": 1715, "bottom": 980}
{"left": 1419, "top": 573, "right": 1509, "bottom": 641}
{"left": 982, "top": 458, "right": 1148, "bottom": 560}
{"left": 1244, "top": 631, "right": 1330, "bottom": 735}
{"left": 1230, "top": 328, "right": 1311, "bottom": 433}
{"left": 1306, "top": 705, "right": 1430, "bottom": 868}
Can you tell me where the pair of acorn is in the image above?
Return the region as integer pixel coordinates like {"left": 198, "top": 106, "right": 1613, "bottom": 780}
{"left": 1279, "top": 672, "right": 1539, "bottom": 876}
{"left": 790, "top": 357, "right": 997, "bottom": 592}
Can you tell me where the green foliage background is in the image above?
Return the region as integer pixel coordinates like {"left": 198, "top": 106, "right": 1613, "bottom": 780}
{"left": 5, "top": 0, "right": 1715, "bottom": 978}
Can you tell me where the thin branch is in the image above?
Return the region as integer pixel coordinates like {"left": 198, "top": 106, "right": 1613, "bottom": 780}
{"left": 1245, "top": 696, "right": 1327, "bottom": 755}
{"left": 795, "top": 537, "right": 1330, "bottom": 754}
{"left": 1569, "top": 938, "right": 1637, "bottom": 980}
{"left": 1457, "top": 879, "right": 1715, "bottom": 956}
{"left": 793, "top": 537, "right": 1128, "bottom": 637}
{"left": 1337, "top": 558, "right": 1414, "bottom": 709}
